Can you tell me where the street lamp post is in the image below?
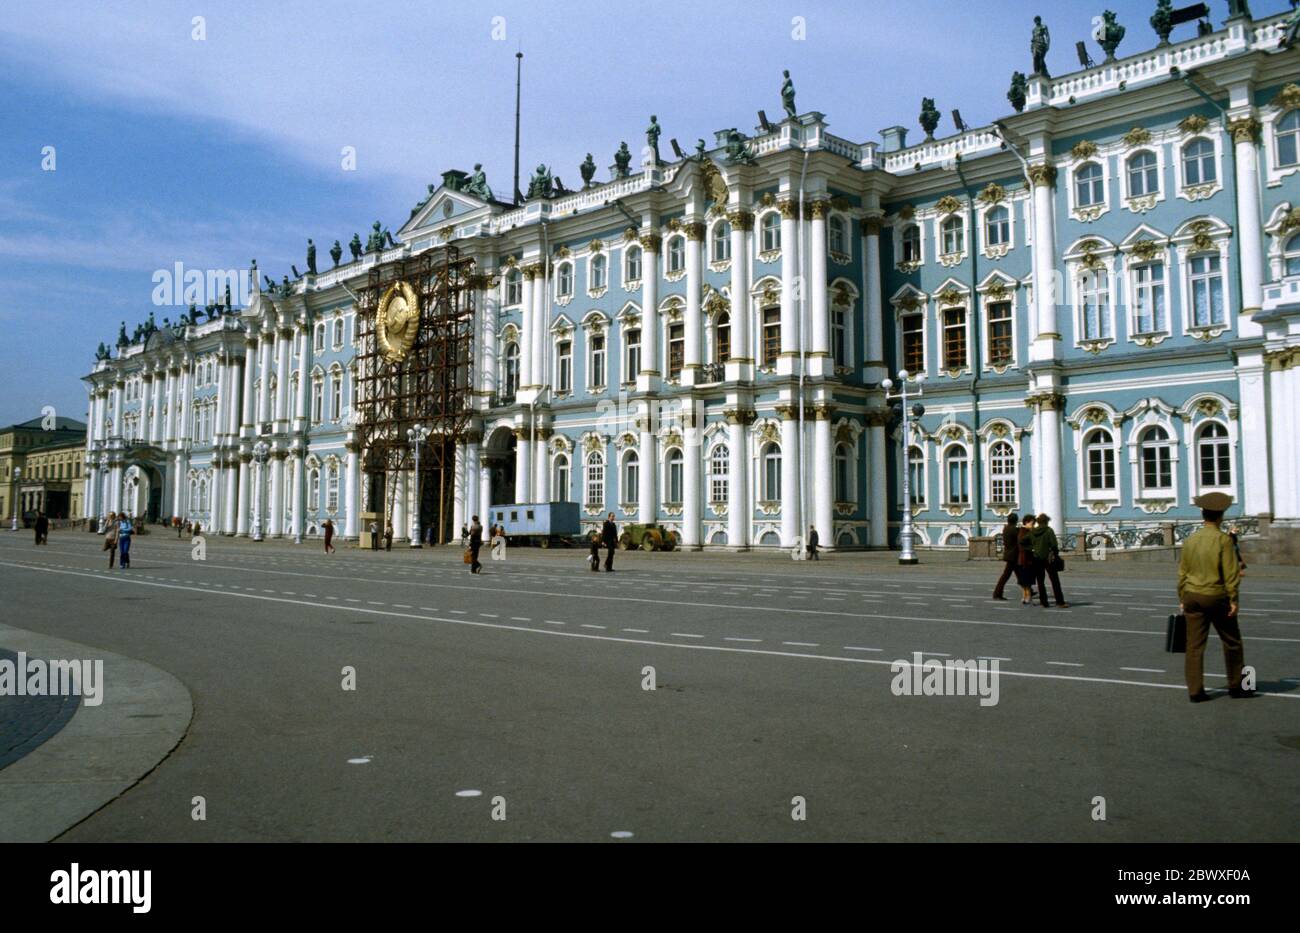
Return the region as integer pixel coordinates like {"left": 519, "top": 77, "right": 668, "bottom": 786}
{"left": 407, "top": 424, "right": 430, "bottom": 548}
{"left": 881, "top": 369, "right": 925, "bottom": 566}
{"left": 251, "top": 440, "right": 269, "bottom": 542}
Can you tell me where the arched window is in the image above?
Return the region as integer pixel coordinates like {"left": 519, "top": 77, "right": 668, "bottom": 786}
{"left": 506, "top": 269, "right": 522, "bottom": 305}
{"left": 762, "top": 443, "right": 782, "bottom": 502}
{"left": 832, "top": 306, "right": 847, "bottom": 368}
{"left": 1197, "top": 421, "right": 1231, "bottom": 488}
{"left": 503, "top": 342, "right": 520, "bottom": 396}
{"left": 901, "top": 224, "right": 921, "bottom": 264}
{"left": 715, "top": 312, "right": 731, "bottom": 363}
{"left": 761, "top": 212, "right": 781, "bottom": 252}
{"left": 1189, "top": 253, "right": 1224, "bottom": 327}
{"left": 556, "top": 262, "right": 573, "bottom": 299}
{"left": 308, "top": 469, "right": 320, "bottom": 510}
{"left": 625, "top": 245, "right": 642, "bottom": 282}
{"left": 829, "top": 215, "right": 847, "bottom": 255}
{"left": 188, "top": 478, "right": 197, "bottom": 512}
{"left": 709, "top": 444, "right": 729, "bottom": 503}
{"left": 590, "top": 254, "right": 607, "bottom": 290}
{"left": 326, "top": 463, "right": 339, "bottom": 511}
{"left": 1140, "top": 425, "right": 1174, "bottom": 492}
{"left": 1075, "top": 162, "right": 1104, "bottom": 207}
{"left": 985, "top": 206, "right": 1010, "bottom": 247}
{"left": 712, "top": 222, "right": 731, "bottom": 262}
{"left": 555, "top": 338, "right": 573, "bottom": 394}
{"left": 1284, "top": 233, "right": 1300, "bottom": 276}
{"left": 941, "top": 215, "right": 964, "bottom": 255}
{"left": 1084, "top": 428, "right": 1116, "bottom": 493}
{"left": 329, "top": 369, "right": 342, "bottom": 420}
{"left": 553, "top": 454, "right": 570, "bottom": 502}
{"left": 314, "top": 323, "right": 325, "bottom": 351}
{"left": 989, "top": 440, "right": 1016, "bottom": 504}
{"left": 311, "top": 375, "right": 323, "bottom": 424}
{"left": 1183, "top": 138, "right": 1216, "bottom": 186}
{"left": 665, "top": 448, "right": 683, "bottom": 505}
{"left": 1079, "top": 266, "right": 1111, "bottom": 340}
{"left": 1127, "top": 151, "right": 1158, "bottom": 197}
{"left": 1277, "top": 109, "right": 1300, "bottom": 167}
{"left": 667, "top": 236, "right": 685, "bottom": 274}
{"left": 834, "top": 444, "right": 851, "bottom": 502}
{"left": 907, "top": 445, "right": 926, "bottom": 506}
{"left": 623, "top": 451, "right": 640, "bottom": 505}
{"left": 624, "top": 328, "right": 641, "bottom": 382}
{"left": 333, "top": 317, "right": 344, "bottom": 348}
{"left": 585, "top": 451, "right": 605, "bottom": 506}
{"left": 1131, "top": 260, "right": 1167, "bottom": 335}
{"left": 762, "top": 306, "right": 780, "bottom": 367}
{"left": 944, "top": 446, "right": 970, "bottom": 505}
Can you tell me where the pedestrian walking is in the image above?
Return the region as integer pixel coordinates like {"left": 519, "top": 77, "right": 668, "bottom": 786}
{"left": 103, "top": 512, "right": 120, "bottom": 568}
{"left": 460, "top": 523, "right": 469, "bottom": 548}
{"left": 991, "top": 513, "right": 1020, "bottom": 600}
{"left": 806, "top": 524, "right": 820, "bottom": 561}
{"left": 1029, "top": 513, "right": 1067, "bottom": 608}
{"left": 369, "top": 520, "right": 379, "bottom": 550}
{"left": 468, "top": 515, "right": 483, "bottom": 574}
{"left": 174, "top": 516, "right": 183, "bottom": 538}
{"left": 1180, "top": 492, "right": 1253, "bottom": 702}
{"left": 323, "top": 518, "right": 335, "bottom": 554}
{"left": 601, "top": 512, "right": 618, "bottom": 572}
{"left": 1014, "top": 514, "right": 1037, "bottom": 605}
{"left": 117, "top": 514, "right": 134, "bottom": 569}
{"left": 588, "top": 530, "right": 601, "bottom": 571}
{"left": 34, "top": 511, "right": 48, "bottom": 545}
{"left": 384, "top": 521, "right": 394, "bottom": 552}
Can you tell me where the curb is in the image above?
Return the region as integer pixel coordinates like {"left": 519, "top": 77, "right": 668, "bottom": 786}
{"left": 0, "top": 623, "right": 193, "bottom": 842}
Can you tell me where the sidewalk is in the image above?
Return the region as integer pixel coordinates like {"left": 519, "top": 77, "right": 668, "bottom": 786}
{"left": 0, "top": 623, "right": 192, "bottom": 842}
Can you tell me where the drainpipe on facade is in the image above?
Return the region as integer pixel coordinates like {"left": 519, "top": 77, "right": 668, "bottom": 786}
{"left": 954, "top": 153, "right": 984, "bottom": 541}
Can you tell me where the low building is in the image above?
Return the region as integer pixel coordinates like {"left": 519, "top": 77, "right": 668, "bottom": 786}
{"left": 0, "top": 416, "right": 87, "bottom": 524}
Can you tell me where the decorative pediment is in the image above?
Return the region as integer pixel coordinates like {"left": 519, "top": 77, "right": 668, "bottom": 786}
{"left": 399, "top": 187, "right": 490, "bottom": 239}
{"left": 1272, "top": 82, "right": 1300, "bottom": 113}
{"left": 934, "top": 195, "right": 963, "bottom": 216}
{"left": 550, "top": 313, "right": 575, "bottom": 334}
{"left": 976, "top": 183, "right": 1006, "bottom": 206}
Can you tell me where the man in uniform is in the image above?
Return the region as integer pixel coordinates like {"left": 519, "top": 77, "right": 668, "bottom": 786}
{"left": 1178, "top": 492, "right": 1254, "bottom": 702}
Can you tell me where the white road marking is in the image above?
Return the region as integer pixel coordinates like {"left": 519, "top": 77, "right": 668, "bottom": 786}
{"left": 725, "top": 637, "right": 763, "bottom": 643}
{"left": 545, "top": 620, "right": 566, "bottom": 626}
{"left": 394, "top": 604, "right": 412, "bottom": 609}
{"left": 980, "top": 656, "right": 1013, "bottom": 662}
{"left": 1047, "top": 661, "right": 1084, "bottom": 668}
{"left": 480, "top": 612, "right": 498, "bottom": 618}
{"left": 580, "top": 624, "right": 606, "bottom": 630}
{"left": 455, "top": 790, "right": 482, "bottom": 797}
{"left": 510, "top": 616, "right": 530, "bottom": 621}
{"left": 671, "top": 633, "right": 704, "bottom": 638}
{"left": 1121, "top": 667, "right": 1166, "bottom": 673}
{"left": 783, "top": 641, "right": 819, "bottom": 647}
{"left": 622, "top": 627, "right": 648, "bottom": 633}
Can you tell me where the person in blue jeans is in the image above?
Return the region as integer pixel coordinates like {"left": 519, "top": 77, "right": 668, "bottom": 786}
{"left": 117, "top": 515, "right": 133, "bottom": 569}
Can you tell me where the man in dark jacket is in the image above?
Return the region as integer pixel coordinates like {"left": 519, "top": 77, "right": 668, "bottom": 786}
{"left": 992, "top": 513, "right": 1019, "bottom": 600}
{"left": 807, "top": 525, "right": 820, "bottom": 561}
{"left": 34, "top": 511, "right": 48, "bottom": 545}
{"left": 601, "top": 512, "right": 618, "bottom": 572}
{"left": 468, "top": 515, "right": 483, "bottom": 574}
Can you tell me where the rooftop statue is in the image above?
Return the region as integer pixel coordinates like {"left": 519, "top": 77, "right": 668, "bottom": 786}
{"left": 1285, "top": 0, "right": 1300, "bottom": 48}
{"left": 1031, "top": 15, "right": 1051, "bottom": 77}
{"left": 646, "top": 115, "right": 662, "bottom": 165}
{"left": 411, "top": 183, "right": 435, "bottom": 217}
{"left": 1097, "top": 10, "right": 1125, "bottom": 63}
{"left": 224, "top": 283, "right": 232, "bottom": 311}
{"left": 695, "top": 138, "right": 707, "bottom": 161}
{"left": 281, "top": 275, "right": 291, "bottom": 294}
{"left": 117, "top": 322, "right": 128, "bottom": 346}
{"left": 189, "top": 303, "right": 200, "bottom": 323}
{"left": 365, "top": 221, "right": 394, "bottom": 252}
{"left": 724, "top": 129, "right": 757, "bottom": 165}
{"left": 330, "top": 240, "right": 343, "bottom": 267}
{"left": 781, "top": 69, "right": 796, "bottom": 119}
{"left": 1007, "top": 71, "right": 1028, "bottom": 113}
{"left": 465, "top": 163, "right": 494, "bottom": 200}
{"left": 264, "top": 274, "right": 277, "bottom": 294}
{"left": 919, "top": 97, "right": 940, "bottom": 141}
{"left": 306, "top": 239, "right": 317, "bottom": 275}
{"left": 1150, "top": 0, "right": 1174, "bottom": 46}
{"left": 349, "top": 233, "right": 363, "bottom": 260}
{"left": 95, "top": 342, "right": 110, "bottom": 361}
{"left": 613, "top": 143, "right": 632, "bottom": 179}
{"left": 526, "top": 163, "right": 554, "bottom": 199}
{"left": 580, "top": 153, "right": 597, "bottom": 188}
{"left": 1226, "top": 0, "right": 1252, "bottom": 19}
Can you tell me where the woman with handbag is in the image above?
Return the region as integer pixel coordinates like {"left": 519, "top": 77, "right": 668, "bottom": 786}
{"left": 1029, "top": 513, "right": 1068, "bottom": 608}
{"left": 103, "top": 512, "right": 120, "bottom": 568}
{"left": 1014, "top": 514, "right": 1037, "bottom": 605}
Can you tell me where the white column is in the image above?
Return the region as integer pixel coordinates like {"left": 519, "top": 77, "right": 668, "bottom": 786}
{"left": 1036, "top": 396, "right": 1064, "bottom": 530}
{"left": 241, "top": 338, "right": 257, "bottom": 433}
{"left": 465, "top": 442, "right": 480, "bottom": 521}
{"left": 344, "top": 446, "right": 359, "bottom": 538}
{"left": 778, "top": 201, "right": 799, "bottom": 376}
{"left": 294, "top": 325, "right": 309, "bottom": 427}
{"left": 727, "top": 212, "right": 752, "bottom": 381}
{"left": 514, "top": 428, "right": 531, "bottom": 503}
{"left": 779, "top": 407, "right": 800, "bottom": 546}
{"left": 257, "top": 331, "right": 273, "bottom": 428}
{"left": 519, "top": 267, "right": 535, "bottom": 389}
{"left": 726, "top": 411, "right": 749, "bottom": 549}
{"left": 639, "top": 234, "right": 660, "bottom": 390}
{"left": 152, "top": 369, "right": 165, "bottom": 444}
{"left": 236, "top": 457, "right": 250, "bottom": 535}
{"left": 862, "top": 218, "right": 885, "bottom": 380}
{"left": 809, "top": 201, "right": 830, "bottom": 377}
{"left": 534, "top": 432, "right": 550, "bottom": 502}
{"left": 140, "top": 375, "right": 153, "bottom": 444}
{"left": 483, "top": 286, "right": 499, "bottom": 398}
{"left": 291, "top": 450, "right": 305, "bottom": 541}
{"left": 392, "top": 471, "right": 407, "bottom": 543}
{"left": 682, "top": 413, "right": 702, "bottom": 548}
{"left": 451, "top": 443, "right": 466, "bottom": 536}
{"left": 1232, "top": 115, "right": 1264, "bottom": 319}
{"left": 683, "top": 223, "right": 704, "bottom": 384}
{"left": 813, "top": 407, "right": 833, "bottom": 548}
{"left": 226, "top": 358, "right": 243, "bottom": 437}
{"left": 85, "top": 465, "right": 99, "bottom": 521}
{"left": 1029, "top": 163, "right": 1059, "bottom": 360}
{"left": 110, "top": 462, "right": 123, "bottom": 513}
{"left": 172, "top": 454, "right": 186, "bottom": 518}
{"left": 478, "top": 461, "right": 492, "bottom": 526}
{"left": 868, "top": 417, "right": 887, "bottom": 547}
{"left": 268, "top": 454, "right": 284, "bottom": 537}
{"left": 162, "top": 369, "right": 175, "bottom": 445}
{"left": 210, "top": 453, "right": 223, "bottom": 532}
{"left": 1268, "top": 362, "right": 1297, "bottom": 521}
{"left": 112, "top": 381, "right": 123, "bottom": 434}
{"left": 224, "top": 460, "right": 237, "bottom": 533}
{"left": 638, "top": 425, "right": 655, "bottom": 524}
{"left": 275, "top": 328, "right": 291, "bottom": 426}
{"left": 1236, "top": 352, "right": 1272, "bottom": 517}
{"left": 212, "top": 357, "right": 226, "bottom": 444}
{"left": 531, "top": 270, "right": 547, "bottom": 390}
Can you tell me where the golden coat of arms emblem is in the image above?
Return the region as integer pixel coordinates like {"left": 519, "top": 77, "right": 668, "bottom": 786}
{"left": 376, "top": 281, "right": 419, "bottom": 363}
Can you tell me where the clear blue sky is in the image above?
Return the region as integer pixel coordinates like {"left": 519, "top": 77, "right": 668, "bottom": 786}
{"left": 0, "top": 0, "right": 1289, "bottom": 426}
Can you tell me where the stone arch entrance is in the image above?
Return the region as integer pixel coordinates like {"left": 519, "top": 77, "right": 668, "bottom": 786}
{"left": 482, "top": 425, "right": 517, "bottom": 509}
{"left": 123, "top": 458, "right": 166, "bottom": 523}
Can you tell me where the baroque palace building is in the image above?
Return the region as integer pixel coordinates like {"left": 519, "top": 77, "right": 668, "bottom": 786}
{"left": 81, "top": 7, "right": 1300, "bottom": 557}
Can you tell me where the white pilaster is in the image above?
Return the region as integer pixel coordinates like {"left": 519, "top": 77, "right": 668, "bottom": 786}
{"left": 268, "top": 454, "right": 284, "bottom": 537}
{"left": 1029, "top": 162, "right": 1059, "bottom": 361}
{"left": 638, "top": 426, "right": 655, "bottom": 524}
{"left": 515, "top": 428, "right": 531, "bottom": 503}
{"left": 683, "top": 413, "right": 702, "bottom": 549}
{"left": 638, "top": 233, "right": 660, "bottom": 391}
{"left": 813, "top": 407, "right": 833, "bottom": 548}
{"left": 683, "top": 222, "right": 704, "bottom": 385}
{"left": 778, "top": 201, "right": 799, "bottom": 376}
{"left": 868, "top": 418, "right": 887, "bottom": 547}
{"left": 779, "top": 407, "right": 801, "bottom": 546}
{"left": 726, "top": 411, "right": 749, "bottom": 549}
{"left": 344, "top": 446, "right": 359, "bottom": 538}
{"left": 727, "top": 211, "right": 752, "bottom": 381}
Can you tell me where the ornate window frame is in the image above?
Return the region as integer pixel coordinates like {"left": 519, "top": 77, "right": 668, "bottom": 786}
{"left": 705, "top": 427, "right": 730, "bottom": 515}
{"left": 622, "top": 241, "right": 643, "bottom": 292}
{"left": 1120, "top": 225, "right": 1173, "bottom": 347}
{"left": 829, "top": 277, "right": 858, "bottom": 374}
{"left": 932, "top": 196, "right": 968, "bottom": 268}
{"left": 933, "top": 279, "right": 972, "bottom": 378}
{"left": 895, "top": 421, "right": 930, "bottom": 513}
{"left": 980, "top": 419, "right": 1024, "bottom": 514}
{"left": 1175, "top": 118, "right": 1224, "bottom": 202}
{"left": 1264, "top": 201, "right": 1300, "bottom": 280}
{"left": 977, "top": 272, "right": 1019, "bottom": 374}
{"left": 1171, "top": 215, "right": 1232, "bottom": 341}
{"left": 708, "top": 217, "right": 732, "bottom": 272}
{"left": 1064, "top": 236, "right": 1118, "bottom": 354}
{"left": 890, "top": 284, "right": 929, "bottom": 377}
{"left": 554, "top": 260, "right": 575, "bottom": 305}
{"left": 1124, "top": 398, "right": 1180, "bottom": 513}
{"left": 663, "top": 234, "right": 687, "bottom": 282}
{"left": 936, "top": 425, "right": 973, "bottom": 516}
{"left": 1120, "top": 145, "right": 1166, "bottom": 214}
{"left": 550, "top": 314, "right": 575, "bottom": 398}
{"left": 893, "top": 214, "right": 924, "bottom": 273}
{"left": 616, "top": 301, "right": 642, "bottom": 387}
{"left": 756, "top": 209, "right": 782, "bottom": 263}
{"left": 1262, "top": 83, "right": 1300, "bottom": 188}
{"left": 1067, "top": 402, "right": 1123, "bottom": 515}
{"left": 828, "top": 211, "right": 852, "bottom": 265}
{"left": 1178, "top": 393, "right": 1238, "bottom": 503}
{"left": 1067, "top": 151, "right": 1111, "bottom": 223}
{"left": 580, "top": 310, "right": 609, "bottom": 393}
{"left": 587, "top": 246, "right": 608, "bottom": 299}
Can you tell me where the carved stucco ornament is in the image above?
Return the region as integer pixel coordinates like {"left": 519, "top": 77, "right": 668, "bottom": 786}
{"left": 376, "top": 280, "right": 419, "bottom": 363}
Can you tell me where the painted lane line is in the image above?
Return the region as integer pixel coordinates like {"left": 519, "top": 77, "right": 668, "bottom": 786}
{"left": 980, "top": 656, "right": 1013, "bottom": 662}
{"left": 545, "top": 620, "right": 566, "bottom": 626}
{"left": 1096, "top": 612, "right": 1121, "bottom": 617}
{"left": 783, "top": 641, "right": 819, "bottom": 647}
{"left": 843, "top": 646, "right": 883, "bottom": 653}
{"left": 479, "top": 613, "right": 499, "bottom": 618}
{"left": 1047, "top": 661, "right": 1085, "bottom": 668}
{"left": 1121, "top": 667, "right": 1166, "bottom": 673}
{"left": 510, "top": 616, "right": 530, "bottom": 622}
{"left": 394, "top": 604, "right": 413, "bottom": 609}
{"left": 671, "top": 633, "right": 705, "bottom": 639}
{"left": 420, "top": 607, "right": 439, "bottom": 612}
{"left": 345, "top": 598, "right": 361, "bottom": 603}
{"left": 580, "top": 624, "right": 606, "bottom": 630}
{"left": 449, "top": 609, "right": 466, "bottom": 614}
{"left": 367, "top": 601, "right": 385, "bottom": 606}
{"left": 725, "top": 637, "right": 763, "bottom": 643}
{"left": 622, "top": 627, "right": 648, "bottom": 633}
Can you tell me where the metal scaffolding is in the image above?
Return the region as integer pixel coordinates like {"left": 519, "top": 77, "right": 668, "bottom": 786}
{"left": 355, "top": 245, "right": 475, "bottom": 545}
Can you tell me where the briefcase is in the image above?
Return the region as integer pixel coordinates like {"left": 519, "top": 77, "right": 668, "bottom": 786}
{"left": 1165, "top": 613, "right": 1186, "bottom": 653}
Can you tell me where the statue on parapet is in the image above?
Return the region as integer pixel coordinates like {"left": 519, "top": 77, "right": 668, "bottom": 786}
{"left": 330, "top": 240, "right": 343, "bottom": 267}
{"left": 349, "top": 233, "right": 363, "bottom": 261}
{"left": 465, "top": 163, "right": 493, "bottom": 200}
{"left": 646, "top": 115, "right": 662, "bottom": 165}
{"left": 781, "top": 70, "right": 796, "bottom": 119}
{"left": 1283, "top": 0, "right": 1300, "bottom": 48}
{"left": 580, "top": 153, "right": 597, "bottom": 188}
{"left": 1007, "top": 71, "right": 1028, "bottom": 113}
{"left": 1097, "top": 10, "right": 1125, "bottom": 63}
{"left": 724, "top": 129, "right": 757, "bottom": 165}
{"left": 526, "top": 163, "right": 554, "bottom": 199}
{"left": 117, "top": 321, "right": 128, "bottom": 346}
{"left": 1031, "top": 15, "right": 1051, "bottom": 77}
{"left": 613, "top": 143, "right": 631, "bottom": 179}
{"left": 919, "top": 97, "right": 940, "bottom": 141}
{"left": 306, "top": 239, "right": 317, "bottom": 275}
